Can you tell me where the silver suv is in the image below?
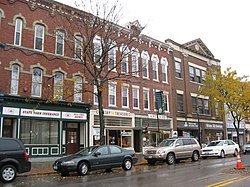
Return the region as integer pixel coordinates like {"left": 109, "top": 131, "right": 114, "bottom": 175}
{"left": 144, "top": 138, "right": 201, "bottom": 165}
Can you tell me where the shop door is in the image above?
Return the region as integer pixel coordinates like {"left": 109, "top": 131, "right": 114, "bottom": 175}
{"left": 66, "top": 130, "right": 79, "bottom": 154}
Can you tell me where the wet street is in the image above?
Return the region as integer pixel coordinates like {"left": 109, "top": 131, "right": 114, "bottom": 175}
{"left": 2, "top": 154, "right": 250, "bottom": 187}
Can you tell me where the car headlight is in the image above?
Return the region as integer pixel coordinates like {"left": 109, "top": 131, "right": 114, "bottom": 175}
{"left": 62, "top": 161, "right": 75, "bottom": 165}
{"left": 157, "top": 150, "right": 166, "bottom": 154}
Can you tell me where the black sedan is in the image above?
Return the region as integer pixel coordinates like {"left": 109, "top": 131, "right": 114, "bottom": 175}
{"left": 53, "top": 145, "right": 138, "bottom": 176}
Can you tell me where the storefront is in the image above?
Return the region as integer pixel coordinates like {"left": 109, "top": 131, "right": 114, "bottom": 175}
{"left": 135, "top": 113, "right": 172, "bottom": 152}
{"left": 227, "top": 122, "right": 245, "bottom": 146}
{"left": 0, "top": 94, "right": 90, "bottom": 157}
{"left": 177, "top": 120, "right": 224, "bottom": 144}
{"left": 90, "top": 109, "right": 134, "bottom": 149}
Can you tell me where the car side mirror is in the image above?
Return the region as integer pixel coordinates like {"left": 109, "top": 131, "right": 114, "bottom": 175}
{"left": 94, "top": 152, "right": 101, "bottom": 157}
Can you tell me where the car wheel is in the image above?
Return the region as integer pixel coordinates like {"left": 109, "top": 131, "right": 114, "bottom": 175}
{"left": 191, "top": 151, "right": 199, "bottom": 161}
{"left": 122, "top": 158, "right": 132, "bottom": 171}
{"left": 78, "top": 162, "right": 89, "bottom": 176}
{"left": 166, "top": 153, "right": 175, "bottom": 165}
{"left": 0, "top": 165, "right": 17, "bottom": 183}
{"left": 219, "top": 150, "right": 225, "bottom": 158}
{"left": 233, "top": 149, "right": 238, "bottom": 157}
{"left": 147, "top": 160, "right": 156, "bottom": 165}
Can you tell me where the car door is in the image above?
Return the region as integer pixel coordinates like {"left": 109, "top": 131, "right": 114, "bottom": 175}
{"left": 108, "top": 145, "right": 124, "bottom": 167}
{"left": 223, "top": 141, "right": 231, "bottom": 155}
{"left": 174, "top": 139, "right": 185, "bottom": 159}
{"left": 227, "top": 140, "right": 236, "bottom": 154}
{"left": 91, "top": 146, "right": 110, "bottom": 170}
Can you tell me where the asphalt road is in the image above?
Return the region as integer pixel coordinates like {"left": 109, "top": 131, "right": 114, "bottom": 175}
{"left": 2, "top": 154, "right": 250, "bottom": 187}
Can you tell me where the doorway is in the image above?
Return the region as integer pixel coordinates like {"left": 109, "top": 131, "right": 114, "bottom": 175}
{"left": 65, "top": 123, "right": 79, "bottom": 155}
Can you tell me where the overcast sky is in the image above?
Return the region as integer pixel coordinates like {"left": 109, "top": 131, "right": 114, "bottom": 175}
{"left": 57, "top": 0, "right": 250, "bottom": 78}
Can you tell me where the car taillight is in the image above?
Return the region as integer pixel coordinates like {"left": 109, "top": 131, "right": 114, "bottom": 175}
{"left": 24, "top": 151, "right": 29, "bottom": 161}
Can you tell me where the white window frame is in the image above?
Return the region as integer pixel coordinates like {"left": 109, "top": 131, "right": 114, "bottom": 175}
{"left": 161, "top": 57, "right": 168, "bottom": 83}
{"left": 108, "top": 82, "right": 116, "bottom": 107}
{"left": 75, "top": 35, "right": 83, "bottom": 59}
{"left": 108, "top": 42, "right": 117, "bottom": 71}
{"left": 74, "top": 76, "right": 82, "bottom": 102}
{"left": 120, "top": 45, "right": 129, "bottom": 74}
{"left": 31, "top": 68, "right": 42, "bottom": 97}
{"left": 10, "top": 64, "right": 19, "bottom": 95}
{"left": 163, "top": 92, "right": 169, "bottom": 112}
{"left": 143, "top": 88, "right": 150, "bottom": 110}
{"left": 175, "top": 60, "right": 182, "bottom": 78}
{"left": 93, "top": 35, "right": 102, "bottom": 66}
{"left": 132, "top": 86, "right": 140, "bottom": 109}
{"left": 94, "top": 85, "right": 98, "bottom": 105}
{"left": 55, "top": 30, "right": 64, "bottom": 56}
{"left": 122, "top": 84, "right": 129, "bottom": 108}
{"left": 152, "top": 54, "right": 159, "bottom": 81}
{"left": 54, "top": 72, "right": 63, "bottom": 100}
{"left": 131, "top": 48, "right": 139, "bottom": 76}
{"left": 34, "top": 24, "right": 45, "bottom": 51}
{"left": 141, "top": 51, "right": 149, "bottom": 79}
{"left": 14, "top": 18, "right": 22, "bottom": 46}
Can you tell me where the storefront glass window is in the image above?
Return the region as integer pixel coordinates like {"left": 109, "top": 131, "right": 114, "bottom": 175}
{"left": 20, "top": 119, "right": 59, "bottom": 144}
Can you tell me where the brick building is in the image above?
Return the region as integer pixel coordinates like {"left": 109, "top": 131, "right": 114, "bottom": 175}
{"left": 165, "top": 38, "right": 224, "bottom": 144}
{"left": 0, "top": 0, "right": 173, "bottom": 156}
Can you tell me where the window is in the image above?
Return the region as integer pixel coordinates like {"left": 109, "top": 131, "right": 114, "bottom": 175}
{"left": 122, "top": 85, "right": 129, "bottom": 108}
{"left": 133, "top": 87, "right": 139, "bottom": 109}
{"left": 196, "top": 69, "right": 201, "bottom": 83}
{"left": 202, "top": 70, "right": 206, "bottom": 83}
{"left": 204, "top": 99, "right": 209, "bottom": 114}
{"left": 55, "top": 31, "right": 64, "bottom": 55}
{"left": 14, "top": 18, "right": 22, "bottom": 46}
{"left": 197, "top": 98, "right": 203, "bottom": 114}
{"left": 10, "top": 64, "right": 19, "bottom": 95}
{"left": 175, "top": 61, "right": 181, "bottom": 78}
{"left": 110, "top": 146, "right": 122, "bottom": 154}
{"left": 143, "top": 89, "right": 150, "bottom": 110}
{"left": 189, "top": 66, "right": 195, "bottom": 82}
{"left": 31, "top": 68, "right": 42, "bottom": 97}
{"left": 142, "top": 51, "right": 149, "bottom": 78}
{"left": 161, "top": 58, "right": 168, "bottom": 83}
{"left": 120, "top": 45, "right": 129, "bottom": 74}
{"left": 152, "top": 55, "right": 159, "bottom": 80}
{"left": 94, "top": 85, "right": 98, "bottom": 105}
{"left": 177, "top": 94, "right": 184, "bottom": 112}
{"left": 93, "top": 36, "right": 102, "bottom": 65}
{"left": 108, "top": 44, "right": 116, "bottom": 70}
{"left": 192, "top": 97, "right": 197, "bottom": 113}
{"left": 75, "top": 35, "right": 83, "bottom": 59}
{"left": 20, "top": 119, "right": 59, "bottom": 144}
{"left": 34, "top": 24, "right": 44, "bottom": 51}
{"left": 74, "top": 76, "right": 82, "bottom": 102}
{"left": 163, "top": 92, "right": 169, "bottom": 112}
{"left": 54, "top": 72, "right": 63, "bottom": 100}
{"left": 132, "top": 49, "right": 139, "bottom": 76}
{"left": 109, "top": 83, "right": 116, "bottom": 106}
{"left": 96, "top": 147, "right": 109, "bottom": 155}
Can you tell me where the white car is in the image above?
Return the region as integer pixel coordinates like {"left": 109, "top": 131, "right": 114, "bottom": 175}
{"left": 243, "top": 141, "right": 250, "bottom": 154}
{"left": 201, "top": 140, "right": 239, "bottom": 159}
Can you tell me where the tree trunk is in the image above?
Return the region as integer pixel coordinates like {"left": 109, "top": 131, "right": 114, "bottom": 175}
{"left": 233, "top": 120, "right": 240, "bottom": 148}
{"left": 97, "top": 89, "right": 105, "bottom": 145}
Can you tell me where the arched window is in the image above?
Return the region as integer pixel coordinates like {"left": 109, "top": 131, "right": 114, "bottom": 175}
{"left": 151, "top": 54, "right": 159, "bottom": 81}
{"left": 161, "top": 57, "right": 168, "bottom": 83}
{"left": 14, "top": 18, "right": 23, "bottom": 46}
{"left": 120, "top": 45, "right": 129, "bottom": 74}
{"left": 75, "top": 35, "right": 83, "bottom": 59}
{"left": 108, "top": 42, "right": 117, "bottom": 71}
{"left": 141, "top": 51, "right": 149, "bottom": 78}
{"left": 10, "top": 64, "right": 20, "bottom": 95}
{"left": 131, "top": 48, "right": 139, "bottom": 76}
{"left": 74, "top": 76, "right": 82, "bottom": 102}
{"left": 93, "top": 35, "right": 102, "bottom": 65}
{"left": 34, "top": 24, "right": 45, "bottom": 51}
{"left": 54, "top": 72, "right": 63, "bottom": 100}
{"left": 55, "top": 30, "right": 64, "bottom": 55}
{"left": 31, "top": 68, "right": 42, "bottom": 97}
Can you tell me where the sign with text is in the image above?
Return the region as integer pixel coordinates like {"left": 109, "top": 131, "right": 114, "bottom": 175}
{"left": 3, "top": 107, "right": 20, "bottom": 116}
{"left": 21, "top": 109, "right": 61, "bottom": 118}
{"left": 62, "top": 112, "right": 87, "bottom": 120}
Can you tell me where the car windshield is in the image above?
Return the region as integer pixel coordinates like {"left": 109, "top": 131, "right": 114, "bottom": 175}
{"left": 158, "top": 139, "right": 175, "bottom": 147}
{"left": 77, "top": 146, "right": 99, "bottom": 156}
{"left": 207, "top": 141, "right": 224, "bottom": 147}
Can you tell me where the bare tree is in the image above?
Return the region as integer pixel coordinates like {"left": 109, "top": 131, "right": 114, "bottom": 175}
{"left": 55, "top": 0, "right": 143, "bottom": 145}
